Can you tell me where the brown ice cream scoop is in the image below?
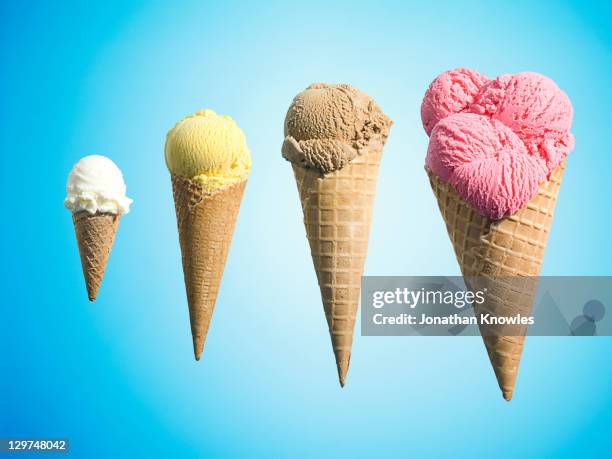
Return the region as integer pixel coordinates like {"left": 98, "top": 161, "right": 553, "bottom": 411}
{"left": 282, "top": 83, "right": 392, "bottom": 173}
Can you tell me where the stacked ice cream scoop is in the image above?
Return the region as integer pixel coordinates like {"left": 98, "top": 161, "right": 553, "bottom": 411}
{"left": 422, "top": 68, "right": 574, "bottom": 400}
{"left": 423, "top": 68, "right": 573, "bottom": 219}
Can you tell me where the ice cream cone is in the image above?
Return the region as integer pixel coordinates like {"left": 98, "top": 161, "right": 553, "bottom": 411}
{"left": 292, "top": 149, "right": 382, "bottom": 386}
{"left": 427, "top": 161, "right": 565, "bottom": 400}
{"left": 171, "top": 174, "right": 246, "bottom": 361}
{"left": 72, "top": 211, "right": 121, "bottom": 302}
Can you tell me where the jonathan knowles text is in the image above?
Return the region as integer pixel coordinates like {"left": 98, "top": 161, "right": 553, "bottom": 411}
{"left": 372, "top": 313, "right": 534, "bottom": 326}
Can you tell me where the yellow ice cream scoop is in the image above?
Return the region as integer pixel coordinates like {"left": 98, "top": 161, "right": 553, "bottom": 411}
{"left": 165, "top": 109, "right": 251, "bottom": 192}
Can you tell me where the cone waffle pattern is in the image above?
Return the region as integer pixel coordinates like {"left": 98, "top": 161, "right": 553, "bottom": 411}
{"left": 292, "top": 150, "right": 382, "bottom": 386}
{"left": 428, "top": 162, "right": 565, "bottom": 400}
{"left": 72, "top": 211, "right": 120, "bottom": 302}
{"left": 172, "top": 175, "right": 246, "bottom": 361}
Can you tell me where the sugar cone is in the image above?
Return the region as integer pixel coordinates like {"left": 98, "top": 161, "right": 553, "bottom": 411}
{"left": 427, "top": 161, "right": 565, "bottom": 400}
{"left": 72, "top": 211, "right": 120, "bottom": 302}
{"left": 171, "top": 175, "right": 246, "bottom": 361}
{"left": 292, "top": 150, "right": 382, "bottom": 386}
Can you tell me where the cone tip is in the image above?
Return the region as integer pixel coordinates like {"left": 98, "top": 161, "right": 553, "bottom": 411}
{"left": 193, "top": 336, "right": 204, "bottom": 361}
{"left": 86, "top": 287, "right": 98, "bottom": 302}
{"left": 336, "top": 357, "right": 350, "bottom": 388}
{"left": 502, "top": 390, "right": 513, "bottom": 401}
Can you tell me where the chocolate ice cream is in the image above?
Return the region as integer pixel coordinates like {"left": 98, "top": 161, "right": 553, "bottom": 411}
{"left": 282, "top": 83, "right": 392, "bottom": 173}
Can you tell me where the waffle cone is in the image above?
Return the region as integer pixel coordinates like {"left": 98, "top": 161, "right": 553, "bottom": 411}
{"left": 292, "top": 150, "right": 382, "bottom": 386}
{"left": 427, "top": 161, "right": 565, "bottom": 400}
{"left": 171, "top": 175, "right": 246, "bottom": 361}
{"left": 72, "top": 211, "right": 120, "bottom": 302}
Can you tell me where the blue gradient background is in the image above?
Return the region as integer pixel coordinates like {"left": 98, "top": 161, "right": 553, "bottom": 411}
{"left": 1, "top": 1, "right": 611, "bottom": 457}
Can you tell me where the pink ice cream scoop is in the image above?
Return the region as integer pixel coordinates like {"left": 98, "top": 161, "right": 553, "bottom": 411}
{"left": 426, "top": 113, "right": 548, "bottom": 220}
{"left": 421, "top": 68, "right": 488, "bottom": 136}
{"left": 424, "top": 68, "right": 574, "bottom": 220}
{"left": 470, "top": 72, "right": 574, "bottom": 171}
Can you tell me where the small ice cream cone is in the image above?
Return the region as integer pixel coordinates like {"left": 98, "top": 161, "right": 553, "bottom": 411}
{"left": 72, "top": 211, "right": 120, "bottom": 302}
{"left": 65, "top": 155, "right": 132, "bottom": 302}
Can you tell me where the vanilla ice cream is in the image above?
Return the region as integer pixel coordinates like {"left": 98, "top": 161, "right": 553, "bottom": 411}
{"left": 65, "top": 155, "right": 132, "bottom": 215}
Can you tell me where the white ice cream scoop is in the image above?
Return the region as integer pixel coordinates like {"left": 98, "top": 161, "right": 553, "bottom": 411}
{"left": 64, "top": 155, "right": 133, "bottom": 215}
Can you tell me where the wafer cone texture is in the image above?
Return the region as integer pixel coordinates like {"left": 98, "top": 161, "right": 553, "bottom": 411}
{"left": 72, "top": 211, "right": 120, "bottom": 302}
{"left": 428, "top": 162, "right": 565, "bottom": 400}
{"left": 171, "top": 175, "right": 246, "bottom": 361}
{"left": 293, "top": 150, "right": 382, "bottom": 386}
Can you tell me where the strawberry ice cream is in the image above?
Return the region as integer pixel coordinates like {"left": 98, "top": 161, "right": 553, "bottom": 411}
{"left": 420, "top": 68, "right": 488, "bottom": 135}
{"left": 422, "top": 68, "right": 574, "bottom": 220}
{"left": 470, "top": 72, "right": 574, "bottom": 171}
{"left": 426, "top": 113, "right": 547, "bottom": 220}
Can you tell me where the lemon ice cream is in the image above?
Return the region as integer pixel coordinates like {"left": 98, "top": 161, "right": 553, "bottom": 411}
{"left": 165, "top": 109, "right": 251, "bottom": 193}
